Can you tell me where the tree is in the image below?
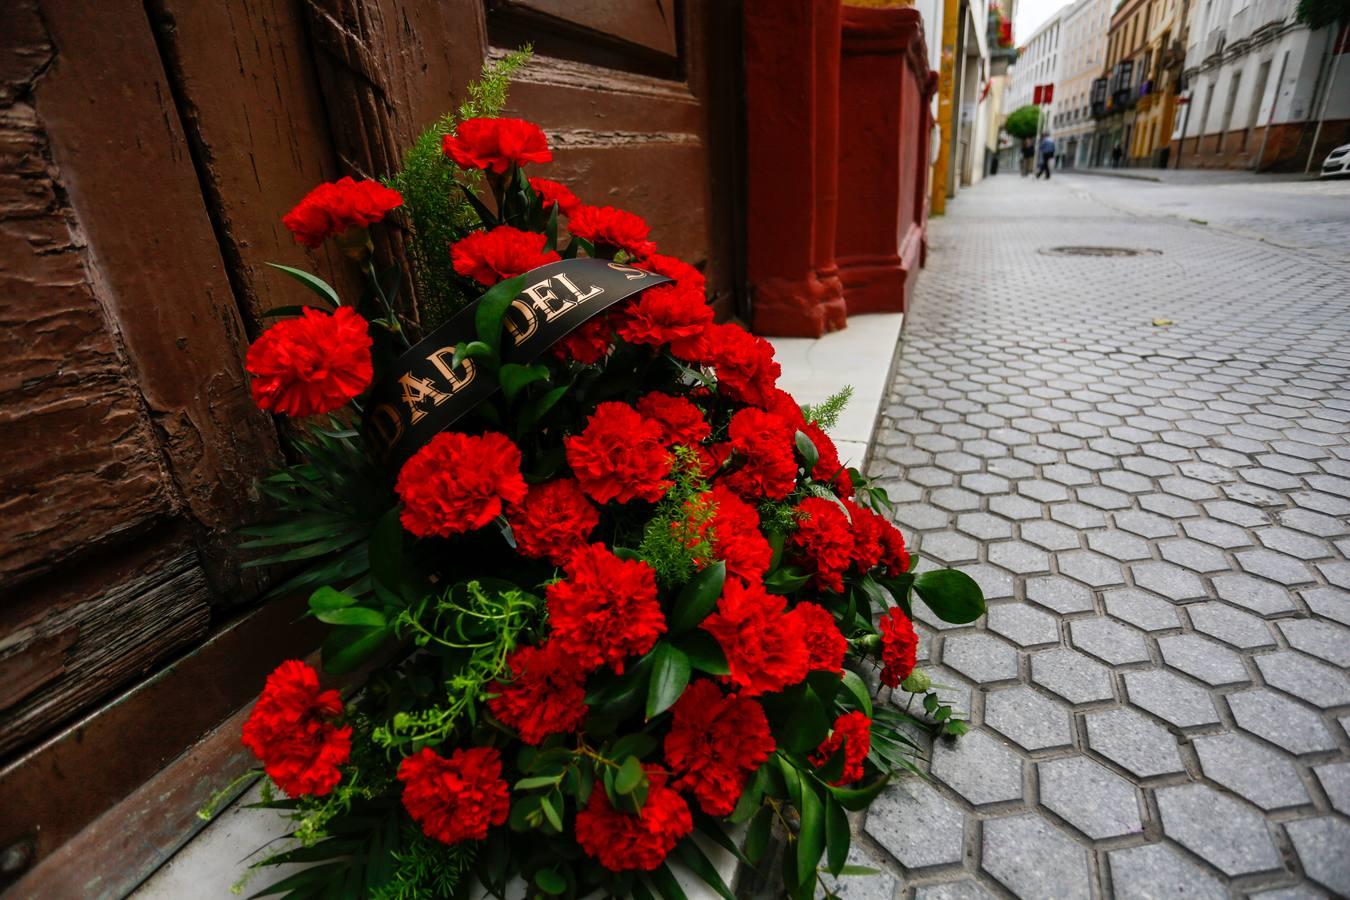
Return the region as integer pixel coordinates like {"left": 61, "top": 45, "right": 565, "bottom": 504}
{"left": 1296, "top": 0, "right": 1348, "bottom": 29}
{"left": 1005, "top": 105, "right": 1041, "bottom": 140}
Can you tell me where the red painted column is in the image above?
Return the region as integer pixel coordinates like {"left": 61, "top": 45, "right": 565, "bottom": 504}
{"left": 744, "top": 0, "right": 847, "bottom": 337}
{"left": 836, "top": 6, "right": 933, "bottom": 314}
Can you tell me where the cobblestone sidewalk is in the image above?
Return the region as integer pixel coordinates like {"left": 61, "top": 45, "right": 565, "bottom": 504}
{"left": 849, "top": 176, "right": 1350, "bottom": 898}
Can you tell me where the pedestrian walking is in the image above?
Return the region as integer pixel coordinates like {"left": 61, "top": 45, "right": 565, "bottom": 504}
{"left": 1112, "top": 143, "right": 1123, "bottom": 168}
{"left": 1020, "top": 138, "right": 1035, "bottom": 176}
{"left": 1036, "top": 134, "right": 1056, "bottom": 179}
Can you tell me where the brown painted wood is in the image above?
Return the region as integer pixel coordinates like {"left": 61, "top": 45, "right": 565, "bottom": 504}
{"left": 495, "top": 0, "right": 680, "bottom": 57}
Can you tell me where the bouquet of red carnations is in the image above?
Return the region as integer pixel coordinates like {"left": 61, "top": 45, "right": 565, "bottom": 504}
{"left": 227, "top": 58, "right": 983, "bottom": 900}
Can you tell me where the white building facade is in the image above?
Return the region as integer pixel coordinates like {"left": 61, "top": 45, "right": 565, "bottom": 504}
{"left": 1053, "top": 0, "right": 1114, "bottom": 166}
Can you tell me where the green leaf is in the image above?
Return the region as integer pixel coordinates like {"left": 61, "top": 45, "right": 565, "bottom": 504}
{"left": 762, "top": 682, "right": 830, "bottom": 753}
{"left": 615, "top": 756, "right": 646, "bottom": 795}
{"left": 676, "top": 631, "right": 729, "bottom": 675}
{"left": 839, "top": 669, "right": 873, "bottom": 717}
{"left": 314, "top": 606, "right": 387, "bottom": 627}
{"left": 514, "top": 774, "right": 564, "bottom": 791}
{"left": 321, "top": 625, "right": 390, "bottom": 675}
{"left": 539, "top": 793, "right": 564, "bottom": 831}
{"left": 763, "top": 566, "right": 811, "bottom": 595}
{"left": 827, "top": 775, "right": 891, "bottom": 812}
{"left": 518, "top": 384, "right": 569, "bottom": 432}
{"left": 367, "top": 507, "right": 404, "bottom": 600}
{"left": 744, "top": 804, "right": 774, "bottom": 865}
{"left": 674, "top": 838, "right": 735, "bottom": 900}
{"left": 795, "top": 781, "right": 826, "bottom": 888}
{"left": 258, "top": 304, "right": 326, "bottom": 318}
{"left": 308, "top": 586, "right": 357, "bottom": 614}
{"left": 498, "top": 362, "right": 549, "bottom": 404}
{"left": 609, "top": 733, "right": 659, "bottom": 761}
{"left": 825, "top": 793, "right": 850, "bottom": 876}
{"left": 544, "top": 203, "right": 560, "bottom": 251}
{"left": 836, "top": 864, "right": 882, "bottom": 876}
{"left": 646, "top": 643, "right": 691, "bottom": 720}
{"left": 458, "top": 183, "right": 499, "bottom": 229}
{"left": 913, "top": 569, "right": 986, "bottom": 624}
{"left": 668, "top": 561, "right": 725, "bottom": 634}
{"left": 265, "top": 263, "right": 339, "bottom": 307}
{"left": 795, "top": 430, "right": 820, "bottom": 471}
{"left": 474, "top": 274, "right": 527, "bottom": 356}
{"left": 450, "top": 339, "right": 495, "bottom": 373}
{"left": 648, "top": 864, "right": 688, "bottom": 900}
{"left": 534, "top": 869, "right": 566, "bottom": 895}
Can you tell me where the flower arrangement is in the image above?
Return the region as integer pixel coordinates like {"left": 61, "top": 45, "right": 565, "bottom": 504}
{"left": 220, "top": 54, "right": 985, "bottom": 900}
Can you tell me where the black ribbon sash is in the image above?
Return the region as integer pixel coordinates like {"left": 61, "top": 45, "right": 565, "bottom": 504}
{"left": 365, "top": 258, "right": 671, "bottom": 470}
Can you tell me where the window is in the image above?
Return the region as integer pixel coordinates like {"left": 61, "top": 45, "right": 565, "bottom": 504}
{"left": 1220, "top": 71, "right": 1242, "bottom": 151}
{"left": 1243, "top": 60, "right": 1271, "bottom": 150}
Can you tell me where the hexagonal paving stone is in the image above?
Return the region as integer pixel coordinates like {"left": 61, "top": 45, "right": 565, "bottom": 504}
{"left": 932, "top": 487, "right": 982, "bottom": 512}
{"left": 1182, "top": 517, "right": 1252, "bottom": 549}
{"left": 920, "top": 530, "right": 981, "bottom": 565}
{"left": 1114, "top": 509, "right": 1178, "bottom": 539}
{"left": 1314, "top": 761, "right": 1350, "bottom": 815}
{"left": 1277, "top": 619, "right": 1350, "bottom": 666}
{"left": 1192, "top": 733, "right": 1310, "bottom": 810}
{"left": 962, "top": 563, "right": 1014, "bottom": 602}
{"left": 1049, "top": 502, "right": 1108, "bottom": 529}
{"left": 1026, "top": 575, "right": 1095, "bottom": 614}
{"left": 912, "top": 881, "right": 999, "bottom": 900}
{"left": 1131, "top": 561, "right": 1206, "bottom": 602}
{"left": 941, "top": 633, "right": 1019, "bottom": 684}
{"left": 989, "top": 495, "right": 1042, "bottom": 521}
{"left": 1227, "top": 689, "right": 1339, "bottom": 754}
{"left": 1277, "top": 507, "right": 1349, "bottom": 537}
{"left": 1303, "top": 586, "right": 1350, "bottom": 626}
{"left": 1139, "top": 492, "right": 1200, "bottom": 518}
{"left": 1103, "top": 588, "right": 1182, "bottom": 631}
{"left": 1100, "top": 469, "right": 1153, "bottom": 493}
{"left": 1018, "top": 479, "right": 1070, "bottom": 503}
{"left": 1237, "top": 548, "right": 1315, "bottom": 584}
{"left": 981, "top": 814, "right": 1090, "bottom": 900}
{"left": 1212, "top": 573, "right": 1298, "bottom": 616}
{"left": 1106, "top": 844, "right": 1226, "bottom": 900}
{"left": 1058, "top": 550, "right": 1125, "bottom": 588}
{"left": 1156, "top": 783, "right": 1282, "bottom": 876}
{"left": 961, "top": 472, "right": 1010, "bottom": 495}
{"left": 1205, "top": 499, "right": 1270, "bottom": 527}
{"left": 1069, "top": 617, "right": 1149, "bottom": 666}
{"left": 1085, "top": 529, "right": 1151, "bottom": 562}
{"left": 1257, "top": 527, "right": 1333, "bottom": 561}
{"left": 1158, "top": 634, "right": 1249, "bottom": 686}
{"left": 930, "top": 731, "right": 1023, "bottom": 805}
{"left": 1043, "top": 463, "right": 1093, "bottom": 487}
{"left": 1021, "top": 519, "right": 1080, "bottom": 551}
{"left": 818, "top": 843, "right": 900, "bottom": 900}
{"left": 864, "top": 779, "right": 965, "bottom": 869}
{"left": 985, "top": 603, "right": 1059, "bottom": 647}
{"left": 1286, "top": 817, "right": 1350, "bottom": 897}
{"left": 956, "top": 512, "right": 1014, "bottom": 541}
{"left": 1123, "top": 670, "right": 1221, "bottom": 727}
{"left": 1157, "top": 538, "right": 1229, "bottom": 573}
{"left": 987, "top": 541, "right": 1050, "bottom": 575}
{"left": 1085, "top": 708, "right": 1185, "bottom": 777}
{"left": 895, "top": 502, "right": 953, "bottom": 531}
{"left": 933, "top": 451, "right": 981, "bottom": 474}
{"left": 1039, "top": 756, "right": 1143, "bottom": 840}
{"left": 1255, "top": 651, "right": 1350, "bottom": 709}
{"left": 1033, "top": 648, "right": 1114, "bottom": 705}
{"left": 984, "top": 686, "right": 1073, "bottom": 751}
{"left": 1187, "top": 602, "right": 1275, "bottom": 648}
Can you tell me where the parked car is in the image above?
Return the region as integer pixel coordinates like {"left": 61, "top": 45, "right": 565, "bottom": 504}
{"left": 1320, "top": 142, "right": 1350, "bottom": 177}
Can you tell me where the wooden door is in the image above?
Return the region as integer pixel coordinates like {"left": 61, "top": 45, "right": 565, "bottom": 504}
{"left": 1, "top": 0, "right": 740, "bottom": 889}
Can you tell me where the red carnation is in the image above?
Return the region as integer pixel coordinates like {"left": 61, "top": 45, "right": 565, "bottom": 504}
{"left": 701, "top": 578, "right": 809, "bottom": 696}
{"left": 506, "top": 478, "right": 599, "bottom": 565}
{"left": 664, "top": 681, "right": 775, "bottom": 816}
{"left": 636, "top": 392, "right": 711, "bottom": 447}
{"left": 396, "top": 432, "right": 528, "bottom": 537}
{"left": 879, "top": 520, "right": 912, "bottom": 576}
{"left": 242, "top": 660, "right": 351, "bottom": 797}
{"left": 811, "top": 712, "right": 871, "bottom": 785}
{"left": 442, "top": 117, "right": 552, "bottom": 174}
{"left": 672, "top": 323, "right": 781, "bottom": 409}
{"left": 451, "top": 225, "right": 560, "bottom": 287}
{"left": 636, "top": 252, "right": 706, "bottom": 295}
{"left": 488, "top": 642, "right": 589, "bottom": 744}
{"left": 792, "top": 602, "right": 847, "bottom": 672}
{"left": 565, "top": 402, "right": 673, "bottom": 504}
{"left": 546, "top": 544, "right": 665, "bottom": 672}
{"left": 282, "top": 177, "right": 403, "bottom": 249}
{"left": 846, "top": 499, "right": 886, "bottom": 573}
{"left": 879, "top": 607, "right": 919, "bottom": 687}
{"left": 397, "top": 746, "right": 510, "bottom": 845}
{"left": 790, "top": 497, "right": 855, "bottom": 594}
{"left": 721, "top": 407, "right": 798, "bottom": 500}
{"left": 802, "top": 421, "right": 852, "bottom": 497}
{"left": 705, "top": 483, "right": 772, "bottom": 582}
{"left": 568, "top": 205, "right": 656, "bottom": 257}
{"left": 615, "top": 283, "right": 713, "bottom": 347}
{"left": 529, "top": 177, "right": 582, "bottom": 216}
{"left": 575, "top": 765, "right": 693, "bottom": 871}
{"left": 762, "top": 388, "right": 807, "bottom": 427}
{"left": 552, "top": 316, "right": 614, "bottom": 365}
{"left": 247, "top": 307, "right": 373, "bottom": 418}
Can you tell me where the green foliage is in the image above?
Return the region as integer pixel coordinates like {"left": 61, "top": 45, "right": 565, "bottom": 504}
{"left": 1296, "top": 0, "right": 1348, "bottom": 28}
{"left": 638, "top": 446, "right": 714, "bottom": 587}
{"left": 757, "top": 498, "right": 803, "bottom": 537}
{"left": 1004, "top": 104, "right": 1041, "bottom": 140}
{"left": 385, "top": 48, "right": 533, "bottom": 328}
{"left": 801, "top": 386, "right": 853, "bottom": 430}
{"left": 370, "top": 829, "right": 476, "bottom": 900}
{"left": 374, "top": 580, "right": 541, "bottom": 751}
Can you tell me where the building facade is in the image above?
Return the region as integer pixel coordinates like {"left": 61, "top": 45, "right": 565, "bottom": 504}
{"left": 1091, "top": 0, "right": 1153, "bottom": 165}
{"left": 1054, "top": 0, "right": 1114, "bottom": 166}
{"left": 1172, "top": 1, "right": 1350, "bottom": 170}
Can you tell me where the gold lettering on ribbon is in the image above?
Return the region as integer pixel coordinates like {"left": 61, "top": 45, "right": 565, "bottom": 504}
{"left": 607, "top": 263, "right": 650, "bottom": 281}
{"left": 426, "top": 346, "right": 478, "bottom": 388}
{"left": 368, "top": 402, "right": 404, "bottom": 452}
{"left": 555, "top": 272, "right": 605, "bottom": 301}
{"left": 504, "top": 297, "right": 539, "bottom": 343}
{"left": 399, "top": 373, "right": 450, "bottom": 424}
{"left": 521, "top": 278, "right": 578, "bottom": 322}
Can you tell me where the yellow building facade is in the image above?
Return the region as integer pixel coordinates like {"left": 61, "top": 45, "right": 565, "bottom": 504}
{"left": 1128, "top": 0, "right": 1188, "bottom": 165}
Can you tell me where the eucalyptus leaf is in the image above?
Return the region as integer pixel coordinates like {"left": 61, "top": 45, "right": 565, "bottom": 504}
{"left": 668, "top": 561, "right": 725, "bottom": 634}
{"left": 645, "top": 643, "right": 691, "bottom": 720}
{"left": 913, "top": 569, "right": 986, "bottom": 624}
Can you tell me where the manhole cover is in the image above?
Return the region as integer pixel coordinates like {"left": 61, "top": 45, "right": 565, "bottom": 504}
{"left": 1040, "top": 246, "right": 1161, "bottom": 257}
